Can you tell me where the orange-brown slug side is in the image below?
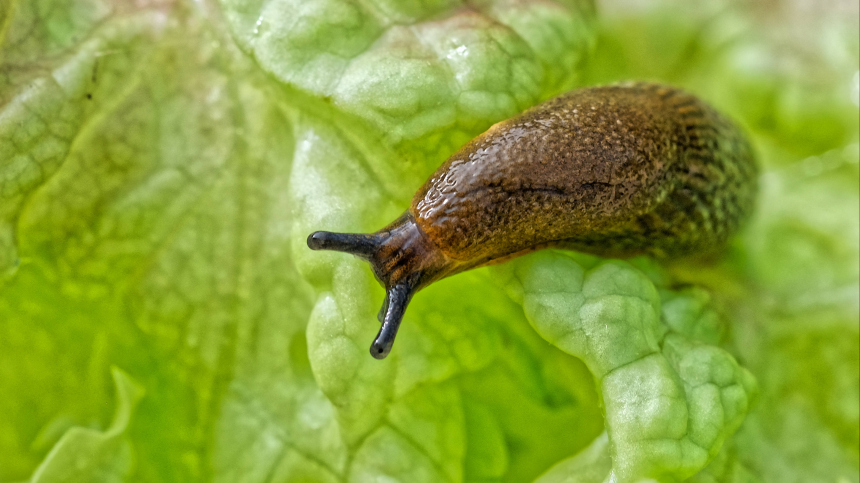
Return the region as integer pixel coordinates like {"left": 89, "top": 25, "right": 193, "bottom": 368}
{"left": 308, "top": 82, "right": 758, "bottom": 359}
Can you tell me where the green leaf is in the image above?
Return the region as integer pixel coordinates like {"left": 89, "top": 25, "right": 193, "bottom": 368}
{"left": 30, "top": 368, "right": 144, "bottom": 483}
{"left": 496, "top": 254, "right": 756, "bottom": 482}
{"left": 1, "top": 0, "right": 857, "bottom": 482}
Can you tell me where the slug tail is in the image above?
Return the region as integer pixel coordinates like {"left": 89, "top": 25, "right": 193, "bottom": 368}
{"left": 307, "top": 231, "right": 381, "bottom": 258}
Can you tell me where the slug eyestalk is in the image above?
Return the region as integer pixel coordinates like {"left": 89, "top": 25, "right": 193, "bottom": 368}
{"left": 307, "top": 213, "right": 452, "bottom": 359}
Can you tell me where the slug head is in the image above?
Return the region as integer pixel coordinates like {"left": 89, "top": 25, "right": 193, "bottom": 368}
{"left": 307, "top": 213, "right": 451, "bottom": 359}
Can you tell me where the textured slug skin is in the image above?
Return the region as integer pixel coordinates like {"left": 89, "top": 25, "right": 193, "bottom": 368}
{"left": 308, "top": 82, "right": 758, "bottom": 358}
{"left": 413, "top": 82, "right": 757, "bottom": 264}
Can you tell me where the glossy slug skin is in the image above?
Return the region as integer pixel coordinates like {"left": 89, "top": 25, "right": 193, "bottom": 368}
{"left": 308, "top": 82, "right": 758, "bottom": 359}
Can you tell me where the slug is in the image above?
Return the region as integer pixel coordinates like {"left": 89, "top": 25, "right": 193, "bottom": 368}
{"left": 308, "top": 82, "right": 757, "bottom": 359}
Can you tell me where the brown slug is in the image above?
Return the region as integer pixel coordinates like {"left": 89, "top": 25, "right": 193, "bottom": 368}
{"left": 308, "top": 82, "right": 757, "bottom": 360}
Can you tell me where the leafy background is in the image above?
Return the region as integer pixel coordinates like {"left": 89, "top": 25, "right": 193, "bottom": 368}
{"left": 0, "top": 0, "right": 857, "bottom": 482}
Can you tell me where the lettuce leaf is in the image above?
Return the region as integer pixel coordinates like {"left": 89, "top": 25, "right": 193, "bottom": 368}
{"left": 0, "top": 1, "right": 856, "bottom": 482}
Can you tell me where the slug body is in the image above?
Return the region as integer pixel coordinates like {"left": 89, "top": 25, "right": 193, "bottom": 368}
{"left": 308, "top": 82, "right": 757, "bottom": 359}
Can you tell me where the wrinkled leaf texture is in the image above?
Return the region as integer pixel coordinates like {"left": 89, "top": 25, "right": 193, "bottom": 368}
{"left": 0, "top": 0, "right": 857, "bottom": 482}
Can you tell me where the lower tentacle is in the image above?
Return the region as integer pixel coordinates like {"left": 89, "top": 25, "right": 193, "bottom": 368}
{"left": 370, "top": 283, "right": 414, "bottom": 359}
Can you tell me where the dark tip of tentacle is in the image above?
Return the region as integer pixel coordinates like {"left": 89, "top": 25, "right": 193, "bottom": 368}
{"left": 307, "top": 231, "right": 380, "bottom": 258}
{"left": 370, "top": 283, "right": 414, "bottom": 359}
